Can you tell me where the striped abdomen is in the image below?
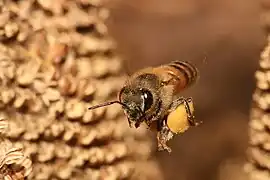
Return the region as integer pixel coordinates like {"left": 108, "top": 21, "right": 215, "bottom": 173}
{"left": 154, "top": 61, "right": 199, "bottom": 91}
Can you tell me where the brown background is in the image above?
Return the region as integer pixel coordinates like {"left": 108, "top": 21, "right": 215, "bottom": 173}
{"left": 105, "top": 0, "right": 266, "bottom": 180}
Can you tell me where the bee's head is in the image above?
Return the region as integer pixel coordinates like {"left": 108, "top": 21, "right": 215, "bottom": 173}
{"left": 119, "top": 86, "right": 153, "bottom": 128}
{"left": 88, "top": 86, "right": 154, "bottom": 128}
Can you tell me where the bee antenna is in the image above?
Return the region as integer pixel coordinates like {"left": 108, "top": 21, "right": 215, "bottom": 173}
{"left": 88, "top": 101, "right": 127, "bottom": 110}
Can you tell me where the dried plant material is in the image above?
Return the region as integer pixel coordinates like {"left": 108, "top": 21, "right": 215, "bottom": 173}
{"left": 91, "top": 57, "right": 110, "bottom": 78}
{"left": 248, "top": 147, "right": 270, "bottom": 169}
{"left": 109, "top": 57, "right": 123, "bottom": 74}
{"left": 55, "top": 165, "right": 72, "bottom": 180}
{"left": 42, "top": 87, "right": 61, "bottom": 106}
{"left": 0, "top": 119, "right": 32, "bottom": 180}
{"left": 6, "top": 119, "right": 25, "bottom": 139}
{"left": 54, "top": 143, "right": 71, "bottom": 159}
{"left": 84, "top": 0, "right": 103, "bottom": 7}
{"left": 0, "top": 55, "right": 16, "bottom": 85}
{"left": 78, "top": 129, "right": 98, "bottom": 146}
{"left": 13, "top": 88, "right": 33, "bottom": 109}
{"left": 94, "top": 80, "right": 116, "bottom": 100}
{"left": 0, "top": 119, "right": 8, "bottom": 134}
{"left": 1, "top": 89, "right": 15, "bottom": 105}
{"left": 246, "top": 34, "right": 270, "bottom": 179}
{"left": 0, "top": 0, "right": 161, "bottom": 179}
{"left": 260, "top": 39, "right": 270, "bottom": 69}
{"left": 98, "top": 8, "right": 110, "bottom": 20}
{"left": 32, "top": 79, "right": 47, "bottom": 94}
{"left": 48, "top": 98, "right": 65, "bottom": 117}
{"left": 17, "top": 24, "right": 31, "bottom": 43}
{"left": 252, "top": 90, "right": 270, "bottom": 110}
{"left": 4, "top": 22, "right": 19, "bottom": 38}
{"left": 37, "top": 142, "right": 55, "bottom": 163}
{"left": 0, "top": 11, "right": 10, "bottom": 28}
{"left": 93, "top": 104, "right": 106, "bottom": 119}
{"left": 244, "top": 163, "right": 270, "bottom": 180}
{"left": 255, "top": 70, "right": 270, "bottom": 90}
{"left": 87, "top": 143, "right": 128, "bottom": 165}
{"left": 16, "top": 61, "right": 40, "bottom": 86}
{"left": 82, "top": 110, "right": 94, "bottom": 123}
{"left": 23, "top": 123, "right": 40, "bottom": 141}
{"left": 76, "top": 58, "right": 93, "bottom": 78}
{"left": 58, "top": 75, "right": 77, "bottom": 96}
{"left": 61, "top": 51, "right": 77, "bottom": 76}
{"left": 36, "top": 0, "right": 66, "bottom": 15}
{"left": 48, "top": 43, "right": 68, "bottom": 64}
{"left": 77, "top": 79, "right": 96, "bottom": 99}
{"left": 65, "top": 99, "right": 85, "bottom": 120}
{"left": 28, "top": 96, "right": 44, "bottom": 113}
{"left": 44, "top": 122, "right": 65, "bottom": 139}
{"left": 77, "top": 36, "right": 115, "bottom": 55}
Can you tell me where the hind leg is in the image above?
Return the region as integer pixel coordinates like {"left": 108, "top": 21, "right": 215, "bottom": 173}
{"left": 170, "top": 97, "right": 201, "bottom": 126}
{"left": 157, "top": 97, "right": 202, "bottom": 153}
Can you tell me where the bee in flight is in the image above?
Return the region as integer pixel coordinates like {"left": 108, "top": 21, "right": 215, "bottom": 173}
{"left": 88, "top": 60, "right": 202, "bottom": 152}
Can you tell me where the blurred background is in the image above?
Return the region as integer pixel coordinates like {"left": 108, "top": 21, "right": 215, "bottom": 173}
{"left": 104, "top": 0, "right": 266, "bottom": 180}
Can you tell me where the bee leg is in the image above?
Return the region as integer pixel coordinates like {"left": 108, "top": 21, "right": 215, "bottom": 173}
{"left": 144, "top": 119, "right": 151, "bottom": 128}
{"left": 170, "top": 97, "right": 200, "bottom": 126}
{"left": 156, "top": 120, "right": 173, "bottom": 153}
{"left": 127, "top": 117, "right": 132, "bottom": 128}
{"left": 182, "top": 98, "right": 196, "bottom": 126}
{"left": 183, "top": 97, "right": 203, "bottom": 126}
{"left": 184, "top": 97, "right": 202, "bottom": 126}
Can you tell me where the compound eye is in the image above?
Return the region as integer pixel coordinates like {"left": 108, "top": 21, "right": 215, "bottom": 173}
{"left": 140, "top": 89, "right": 153, "bottom": 112}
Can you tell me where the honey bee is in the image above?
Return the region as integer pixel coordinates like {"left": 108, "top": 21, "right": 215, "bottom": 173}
{"left": 88, "top": 60, "right": 202, "bottom": 152}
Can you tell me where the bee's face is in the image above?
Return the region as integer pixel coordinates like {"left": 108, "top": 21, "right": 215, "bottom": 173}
{"left": 119, "top": 86, "right": 154, "bottom": 128}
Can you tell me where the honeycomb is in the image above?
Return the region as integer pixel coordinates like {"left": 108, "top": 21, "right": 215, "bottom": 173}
{"left": 0, "top": 0, "right": 161, "bottom": 179}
